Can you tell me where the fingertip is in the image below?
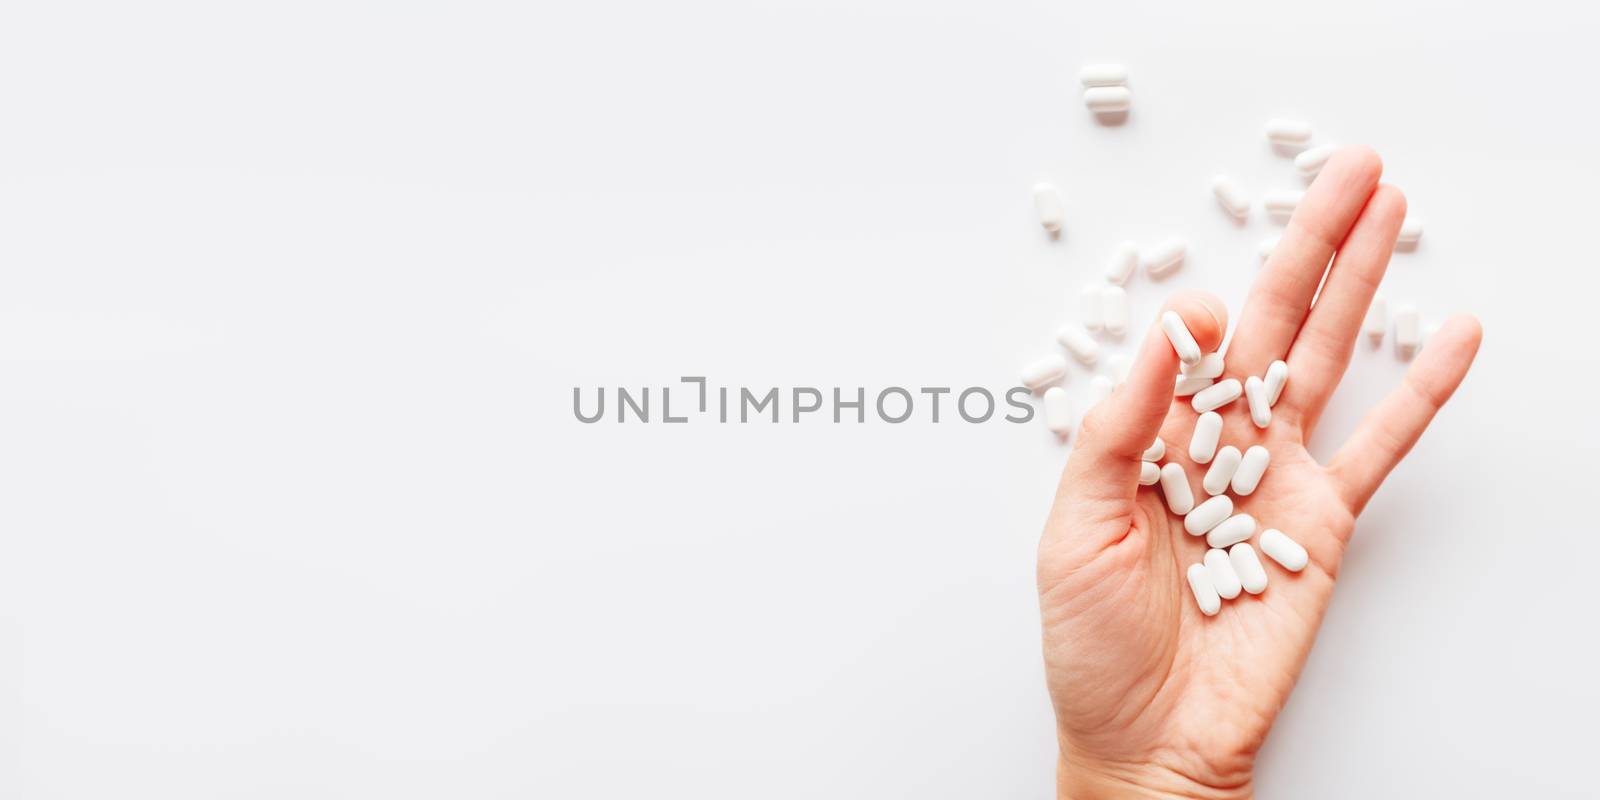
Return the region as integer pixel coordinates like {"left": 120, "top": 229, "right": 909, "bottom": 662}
{"left": 1331, "top": 144, "right": 1383, "bottom": 184}
{"left": 1437, "top": 314, "right": 1484, "bottom": 358}
{"left": 1166, "top": 290, "right": 1228, "bottom": 353}
{"left": 1370, "top": 183, "right": 1408, "bottom": 223}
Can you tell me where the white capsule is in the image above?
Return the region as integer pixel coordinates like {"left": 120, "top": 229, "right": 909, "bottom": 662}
{"left": 1141, "top": 438, "right": 1166, "bottom": 462}
{"left": 1078, "top": 63, "right": 1128, "bottom": 88}
{"left": 1021, "top": 354, "right": 1067, "bottom": 391}
{"left": 1138, "top": 461, "right": 1160, "bottom": 485}
{"left": 1043, "top": 387, "right": 1072, "bottom": 435}
{"left": 1244, "top": 375, "right": 1272, "bottom": 428}
{"left": 1080, "top": 284, "right": 1106, "bottom": 332}
{"left": 1191, "top": 378, "right": 1242, "bottom": 413}
{"left": 1034, "top": 183, "right": 1064, "bottom": 233}
{"left": 1158, "top": 462, "right": 1194, "bottom": 515}
{"left": 1101, "top": 285, "right": 1130, "bottom": 337}
{"left": 1084, "top": 85, "right": 1132, "bottom": 113}
{"left": 1230, "top": 445, "right": 1271, "bottom": 496}
{"left": 1189, "top": 411, "right": 1222, "bottom": 463}
{"left": 1175, "top": 375, "right": 1213, "bottom": 396}
{"left": 1206, "top": 513, "right": 1257, "bottom": 549}
{"left": 1259, "top": 528, "right": 1308, "bottom": 572}
{"left": 1186, "top": 563, "right": 1221, "bottom": 617}
{"left": 1104, "top": 241, "right": 1139, "bottom": 285}
{"left": 1228, "top": 543, "right": 1269, "bottom": 595}
{"left": 1205, "top": 548, "right": 1242, "bottom": 600}
{"left": 1363, "top": 294, "right": 1388, "bottom": 345}
{"left": 1212, "top": 175, "right": 1250, "bottom": 221}
{"left": 1294, "top": 143, "right": 1336, "bottom": 177}
{"left": 1088, "top": 375, "right": 1114, "bottom": 406}
{"left": 1394, "top": 304, "right": 1421, "bottom": 359}
{"left": 1264, "top": 118, "right": 1314, "bottom": 147}
{"left": 1264, "top": 359, "right": 1288, "bottom": 406}
{"left": 1107, "top": 353, "right": 1130, "bottom": 385}
{"left": 1263, "top": 191, "right": 1304, "bottom": 222}
{"left": 1421, "top": 321, "right": 1441, "bottom": 352}
{"left": 1144, "top": 239, "right": 1186, "bottom": 279}
{"left": 1184, "top": 494, "right": 1233, "bottom": 536}
{"left": 1258, "top": 236, "right": 1278, "bottom": 263}
{"left": 1203, "top": 446, "right": 1242, "bottom": 495}
{"left": 1056, "top": 323, "right": 1100, "bottom": 366}
{"left": 1182, "top": 353, "right": 1225, "bottom": 380}
{"left": 1398, "top": 216, "right": 1424, "bottom": 245}
{"left": 1160, "top": 311, "right": 1202, "bottom": 366}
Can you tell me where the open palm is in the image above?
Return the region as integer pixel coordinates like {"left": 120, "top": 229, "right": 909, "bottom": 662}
{"left": 1037, "top": 147, "right": 1482, "bottom": 799}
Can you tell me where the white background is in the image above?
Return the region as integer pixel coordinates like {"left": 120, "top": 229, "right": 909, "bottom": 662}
{"left": 1, "top": 1, "right": 1596, "bottom": 797}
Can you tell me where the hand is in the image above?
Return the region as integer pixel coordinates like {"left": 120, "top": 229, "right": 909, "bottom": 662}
{"left": 1037, "top": 147, "right": 1483, "bottom": 799}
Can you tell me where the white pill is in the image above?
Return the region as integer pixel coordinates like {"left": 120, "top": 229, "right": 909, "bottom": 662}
{"left": 1142, "top": 438, "right": 1166, "bottom": 462}
{"left": 1394, "top": 304, "right": 1421, "bottom": 358}
{"left": 1043, "top": 387, "right": 1072, "bottom": 435}
{"left": 1189, "top": 411, "right": 1222, "bottom": 463}
{"left": 1259, "top": 236, "right": 1278, "bottom": 263}
{"left": 1175, "top": 375, "right": 1213, "bottom": 396}
{"left": 1203, "top": 446, "right": 1242, "bottom": 495}
{"left": 1080, "top": 284, "right": 1106, "bottom": 332}
{"left": 1105, "top": 241, "right": 1139, "bottom": 285}
{"left": 1244, "top": 375, "right": 1272, "bottom": 428}
{"left": 1294, "top": 143, "right": 1336, "bottom": 177}
{"left": 1088, "top": 374, "right": 1114, "bottom": 405}
{"left": 1184, "top": 494, "right": 1233, "bottom": 536}
{"left": 1160, "top": 311, "right": 1202, "bottom": 366}
{"left": 1078, "top": 63, "right": 1128, "bottom": 88}
{"left": 1263, "top": 191, "right": 1304, "bottom": 222}
{"left": 1159, "top": 462, "right": 1194, "bottom": 515}
{"left": 1186, "top": 563, "right": 1221, "bottom": 617}
{"left": 1421, "top": 321, "right": 1441, "bottom": 352}
{"left": 1259, "top": 528, "right": 1308, "bottom": 572}
{"left": 1264, "top": 118, "right": 1314, "bottom": 146}
{"left": 1107, "top": 353, "right": 1130, "bottom": 385}
{"left": 1212, "top": 175, "right": 1250, "bottom": 220}
{"left": 1205, "top": 548, "right": 1242, "bottom": 600}
{"left": 1264, "top": 359, "right": 1288, "bottom": 406}
{"left": 1191, "top": 378, "right": 1242, "bottom": 413}
{"left": 1182, "top": 353, "right": 1225, "bottom": 380}
{"left": 1398, "top": 216, "right": 1424, "bottom": 245}
{"left": 1034, "top": 183, "right": 1064, "bottom": 233}
{"left": 1056, "top": 323, "right": 1100, "bottom": 366}
{"left": 1102, "top": 285, "right": 1130, "bottom": 337}
{"left": 1230, "top": 445, "right": 1271, "bottom": 496}
{"left": 1144, "top": 239, "right": 1186, "bottom": 278}
{"left": 1206, "top": 513, "right": 1257, "bottom": 549}
{"left": 1138, "top": 461, "right": 1160, "bottom": 485}
{"left": 1084, "top": 85, "right": 1132, "bottom": 113}
{"left": 1363, "top": 294, "right": 1388, "bottom": 345}
{"left": 1021, "top": 354, "right": 1067, "bottom": 391}
{"left": 1228, "top": 543, "right": 1269, "bottom": 595}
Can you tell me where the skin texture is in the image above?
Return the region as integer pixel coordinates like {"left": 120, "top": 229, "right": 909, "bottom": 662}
{"left": 1037, "top": 147, "right": 1483, "bottom": 799}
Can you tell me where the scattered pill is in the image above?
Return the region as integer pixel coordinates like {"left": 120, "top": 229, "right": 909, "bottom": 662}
{"left": 1078, "top": 63, "right": 1128, "bottom": 88}
{"left": 1175, "top": 375, "right": 1213, "bottom": 396}
{"left": 1139, "top": 461, "right": 1161, "bottom": 485}
{"left": 1160, "top": 311, "right": 1202, "bottom": 366}
{"left": 1228, "top": 543, "right": 1269, "bottom": 595}
{"left": 1185, "top": 494, "right": 1234, "bottom": 536}
{"left": 1264, "top": 359, "right": 1288, "bottom": 406}
{"left": 1142, "top": 438, "right": 1166, "bottom": 462}
{"left": 1021, "top": 354, "right": 1068, "bottom": 391}
{"left": 1264, "top": 118, "right": 1314, "bottom": 148}
{"left": 1394, "top": 304, "right": 1421, "bottom": 359}
{"left": 1088, "top": 374, "right": 1114, "bottom": 405}
{"left": 1144, "top": 239, "right": 1187, "bottom": 278}
{"left": 1034, "top": 183, "right": 1064, "bottom": 233}
{"left": 1230, "top": 445, "right": 1271, "bottom": 496}
{"left": 1105, "top": 241, "right": 1139, "bottom": 285}
{"left": 1043, "top": 387, "right": 1072, "bottom": 435}
{"left": 1259, "top": 236, "right": 1278, "bottom": 263}
{"left": 1263, "top": 191, "right": 1304, "bottom": 222}
{"left": 1159, "top": 462, "right": 1195, "bottom": 515}
{"left": 1244, "top": 375, "right": 1272, "bottom": 428}
{"left": 1191, "top": 378, "right": 1242, "bottom": 413}
{"left": 1205, "top": 548, "right": 1243, "bottom": 600}
{"left": 1212, "top": 175, "right": 1250, "bottom": 220}
{"left": 1186, "top": 563, "right": 1221, "bottom": 616}
{"left": 1363, "top": 294, "right": 1388, "bottom": 345}
{"left": 1294, "top": 143, "right": 1336, "bottom": 177}
{"left": 1203, "top": 446, "right": 1243, "bottom": 495}
{"left": 1103, "top": 286, "right": 1130, "bottom": 336}
{"left": 1084, "top": 85, "right": 1132, "bottom": 113}
{"left": 1420, "top": 321, "right": 1441, "bottom": 352}
{"left": 1107, "top": 354, "right": 1130, "bottom": 385}
{"left": 1182, "top": 353, "right": 1225, "bottom": 380}
{"left": 1189, "top": 411, "right": 1222, "bottom": 463}
{"left": 1259, "top": 528, "right": 1308, "bottom": 572}
{"left": 1206, "top": 513, "right": 1257, "bottom": 549}
{"left": 1056, "top": 323, "right": 1100, "bottom": 366}
{"left": 1398, "top": 216, "right": 1424, "bottom": 245}
{"left": 1080, "top": 284, "right": 1106, "bottom": 332}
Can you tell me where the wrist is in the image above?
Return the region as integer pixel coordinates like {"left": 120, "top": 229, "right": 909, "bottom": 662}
{"left": 1056, "top": 752, "right": 1252, "bottom": 800}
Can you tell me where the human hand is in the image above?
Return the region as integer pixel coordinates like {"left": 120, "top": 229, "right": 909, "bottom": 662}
{"left": 1037, "top": 147, "right": 1483, "bottom": 799}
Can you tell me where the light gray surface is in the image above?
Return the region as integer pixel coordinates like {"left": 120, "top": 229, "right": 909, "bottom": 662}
{"left": 1, "top": 1, "right": 1596, "bottom": 797}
